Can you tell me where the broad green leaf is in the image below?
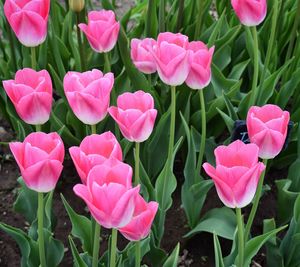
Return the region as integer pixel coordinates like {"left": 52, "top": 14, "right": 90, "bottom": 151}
{"left": 68, "top": 236, "right": 88, "bottom": 267}
{"left": 162, "top": 243, "right": 180, "bottom": 267}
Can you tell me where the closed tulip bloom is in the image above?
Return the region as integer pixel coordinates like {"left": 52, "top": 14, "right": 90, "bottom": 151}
{"left": 231, "top": 0, "right": 267, "bottom": 26}
{"left": 120, "top": 194, "right": 158, "bottom": 241}
{"left": 246, "top": 104, "right": 290, "bottom": 159}
{"left": 3, "top": 68, "right": 53, "bottom": 125}
{"left": 9, "top": 132, "right": 65, "bottom": 192}
{"left": 108, "top": 91, "right": 157, "bottom": 142}
{"left": 79, "top": 10, "right": 120, "bottom": 53}
{"left": 63, "top": 69, "right": 114, "bottom": 125}
{"left": 69, "top": 132, "right": 122, "bottom": 184}
{"left": 69, "top": 0, "right": 85, "bottom": 12}
{"left": 73, "top": 159, "right": 140, "bottom": 229}
{"left": 151, "top": 32, "right": 191, "bottom": 86}
{"left": 185, "top": 41, "right": 214, "bottom": 90}
{"left": 4, "top": 0, "right": 50, "bottom": 47}
{"left": 203, "top": 140, "right": 265, "bottom": 208}
{"left": 131, "top": 38, "right": 157, "bottom": 74}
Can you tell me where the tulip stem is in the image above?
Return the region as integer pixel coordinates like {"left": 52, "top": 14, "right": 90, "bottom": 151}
{"left": 31, "top": 47, "right": 37, "bottom": 70}
{"left": 36, "top": 124, "right": 41, "bottom": 132}
{"left": 194, "top": 0, "right": 205, "bottom": 40}
{"left": 135, "top": 241, "right": 141, "bottom": 267}
{"left": 258, "top": 0, "right": 278, "bottom": 91}
{"left": 168, "top": 86, "right": 176, "bottom": 162}
{"left": 110, "top": 228, "right": 118, "bottom": 267}
{"left": 134, "top": 142, "right": 140, "bottom": 185}
{"left": 38, "top": 192, "right": 46, "bottom": 267}
{"left": 7, "top": 27, "right": 17, "bottom": 71}
{"left": 104, "top": 52, "right": 111, "bottom": 72}
{"left": 91, "top": 124, "right": 97, "bottom": 134}
{"left": 244, "top": 158, "right": 268, "bottom": 241}
{"left": 248, "top": 26, "right": 259, "bottom": 108}
{"left": 196, "top": 89, "right": 206, "bottom": 176}
{"left": 76, "top": 12, "right": 86, "bottom": 71}
{"left": 236, "top": 208, "right": 244, "bottom": 267}
{"left": 92, "top": 222, "right": 101, "bottom": 267}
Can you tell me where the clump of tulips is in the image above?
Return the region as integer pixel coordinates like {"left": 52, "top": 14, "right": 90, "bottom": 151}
{"left": 1, "top": 0, "right": 300, "bottom": 266}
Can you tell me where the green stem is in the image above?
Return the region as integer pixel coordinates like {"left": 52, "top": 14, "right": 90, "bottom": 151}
{"left": 92, "top": 222, "right": 101, "bottom": 267}
{"left": 31, "top": 47, "right": 36, "bottom": 70}
{"left": 196, "top": 89, "right": 206, "bottom": 176}
{"left": 35, "top": 124, "right": 41, "bottom": 132}
{"left": 236, "top": 208, "right": 244, "bottom": 267}
{"left": 135, "top": 142, "right": 140, "bottom": 186}
{"left": 176, "top": 0, "right": 185, "bottom": 32}
{"left": 7, "top": 27, "right": 17, "bottom": 71}
{"left": 194, "top": 0, "right": 205, "bottom": 40}
{"left": 135, "top": 241, "right": 141, "bottom": 267}
{"left": 76, "top": 12, "right": 86, "bottom": 71}
{"left": 244, "top": 158, "right": 268, "bottom": 240}
{"left": 110, "top": 228, "right": 118, "bottom": 267}
{"left": 248, "top": 26, "right": 259, "bottom": 108}
{"left": 168, "top": 86, "right": 176, "bottom": 161}
{"left": 145, "top": 0, "right": 155, "bottom": 37}
{"left": 258, "top": 0, "right": 278, "bottom": 91}
{"left": 104, "top": 52, "right": 111, "bottom": 72}
{"left": 38, "top": 193, "right": 46, "bottom": 267}
{"left": 91, "top": 124, "right": 97, "bottom": 134}
{"left": 159, "top": 0, "right": 165, "bottom": 32}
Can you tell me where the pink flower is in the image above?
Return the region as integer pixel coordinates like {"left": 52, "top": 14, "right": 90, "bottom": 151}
{"left": 203, "top": 140, "right": 265, "bottom": 208}
{"left": 9, "top": 132, "right": 65, "bottom": 192}
{"left": 69, "top": 132, "right": 122, "bottom": 184}
{"left": 131, "top": 38, "right": 157, "bottom": 74}
{"left": 185, "top": 41, "right": 214, "bottom": 90}
{"left": 246, "top": 104, "right": 290, "bottom": 159}
{"left": 231, "top": 0, "right": 267, "bottom": 26}
{"left": 119, "top": 194, "right": 158, "bottom": 241}
{"left": 108, "top": 91, "right": 157, "bottom": 142}
{"left": 3, "top": 68, "right": 52, "bottom": 125}
{"left": 4, "top": 0, "right": 50, "bottom": 47}
{"left": 63, "top": 69, "right": 114, "bottom": 125}
{"left": 73, "top": 158, "right": 140, "bottom": 229}
{"left": 79, "top": 10, "right": 120, "bottom": 53}
{"left": 151, "top": 32, "right": 191, "bottom": 86}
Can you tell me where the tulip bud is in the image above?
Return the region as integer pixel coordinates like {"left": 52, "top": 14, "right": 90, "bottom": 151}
{"left": 69, "top": 0, "right": 85, "bottom": 12}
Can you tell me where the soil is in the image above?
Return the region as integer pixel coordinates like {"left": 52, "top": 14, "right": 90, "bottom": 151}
{"left": 0, "top": 114, "right": 285, "bottom": 267}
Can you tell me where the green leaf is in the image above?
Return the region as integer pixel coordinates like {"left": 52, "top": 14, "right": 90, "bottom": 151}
{"left": 61, "top": 194, "right": 93, "bottom": 255}
{"left": 185, "top": 207, "right": 236, "bottom": 240}
{"left": 68, "top": 235, "right": 88, "bottom": 267}
{"left": 162, "top": 243, "right": 180, "bottom": 267}
{"left": 44, "top": 229, "right": 64, "bottom": 267}
{"left": 213, "top": 233, "right": 225, "bottom": 267}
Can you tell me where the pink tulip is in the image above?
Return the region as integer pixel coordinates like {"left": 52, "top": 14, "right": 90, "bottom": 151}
{"left": 73, "top": 158, "right": 140, "bottom": 229}
{"left": 120, "top": 194, "right": 158, "bottom": 241}
{"left": 4, "top": 0, "right": 50, "bottom": 47}
{"left": 203, "top": 140, "right": 265, "bottom": 208}
{"left": 231, "top": 0, "right": 267, "bottom": 26}
{"left": 79, "top": 10, "right": 120, "bottom": 53}
{"left": 131, "top": 38, "right": 157, "bottom": 74}
{"left": 150, "top": 32, "right": 191, "bottom": 86}
{"left": 185, "top": 41, "right": 214, "bottom": 90}
{"left": 3, "top": 68, "right": 53, "bottom": 125}
{"left": 108, "top": 91, "right": 157, "bottom": 142}
{"left": 69, "top": 132, "right": 122, "bottom": 184}
{"left": 9, "top": 132, "right": 64, "bottom": 192}
{"left": 246, "top": 104, "right": 290, "bottom": 159}
{"left": 63, "top": 69, "right": 114, "bottom": 125}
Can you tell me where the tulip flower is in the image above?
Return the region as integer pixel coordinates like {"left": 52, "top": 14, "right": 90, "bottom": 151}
{"left": 9, "top": 132, "right": 65, "bottom": 193}
{"left": 73, "top": 158, "right": 139, "bottom": 229}
{"left": 69, "top": 132, "right": 122, "bottom": 184}
{"left": 185, "top": 41, "right": 214, "bottom": 90}
{"left": 131, "top": 38, "right": 157, "bottom": 74}
{"left": 203, "top": 140, "right": 265, "bottom": 208}
{"left": 3, "top": 68, "right": 53, "bottom": 125}
{"left": 150, "top": 32, "right": 191, "bottom": 86}
{"left": 79, "top": 10, "right": 120, "bottom": 53}
{"left": 4, "top": 0, "right": 50, "bottom": 47}
{"left": 108, "top": 91, "right": 157, "bottom": 143}
{"left": 246, "top": 104, "right": 290, "bottom": 159}
{"left": 63, "top": 69, "right": 114, "bottom": 125}
{"left": 120, "top": 194, "right": 158, "bottom": 241}
{"left": 231, "top": 0, "right": 267, "bottom": 26}
{"left": 69, "top": 0, "right": 85, "bottom": 12}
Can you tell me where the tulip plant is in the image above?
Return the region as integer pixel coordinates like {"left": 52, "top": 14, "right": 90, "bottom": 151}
{"left": 0, "top": 0, "right": 300, "bottom": 266}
